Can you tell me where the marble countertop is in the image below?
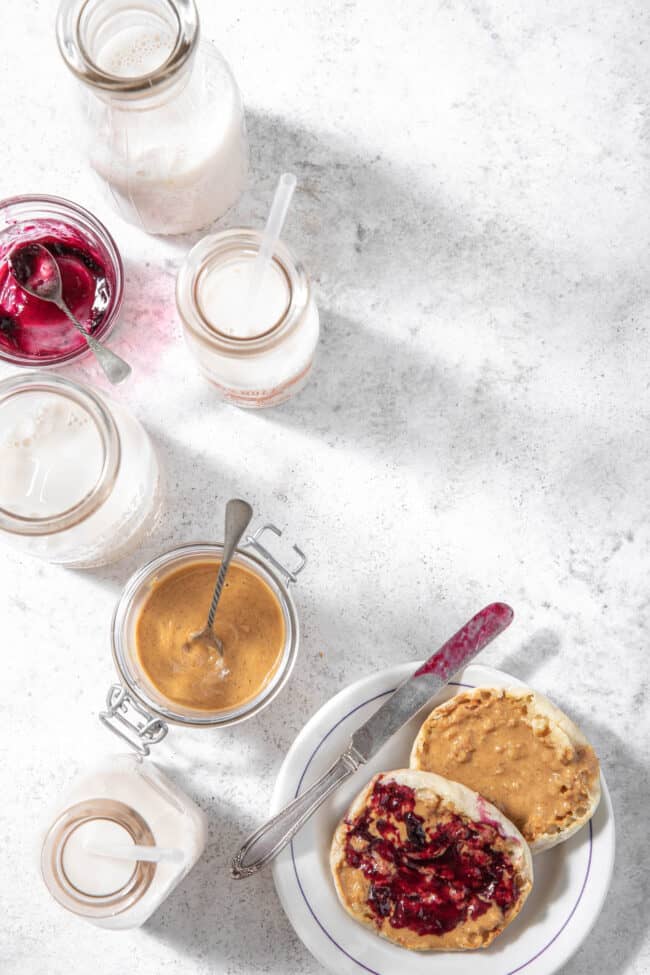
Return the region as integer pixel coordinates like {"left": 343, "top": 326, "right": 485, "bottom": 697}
{"left": 2, "top": 1, "right": 649, "bottom": 973}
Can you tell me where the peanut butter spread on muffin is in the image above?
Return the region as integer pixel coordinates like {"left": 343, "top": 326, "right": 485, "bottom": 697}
{"left": 410, "top": 688, "right": 600, "bottom": 849}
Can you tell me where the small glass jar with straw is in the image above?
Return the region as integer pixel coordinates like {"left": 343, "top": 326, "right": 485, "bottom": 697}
{"left": 176, "top": 174, "right": 320, "bottom": 408}
{"left": 40, "top": 754, "right": 207, "bottom": 928}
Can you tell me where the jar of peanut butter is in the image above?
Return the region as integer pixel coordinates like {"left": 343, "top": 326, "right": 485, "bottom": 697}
{"left": 100, "top": 524, "right": 306, "bottom": 752}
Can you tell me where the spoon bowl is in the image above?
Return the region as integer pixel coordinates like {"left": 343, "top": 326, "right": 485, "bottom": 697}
{"left": 182, "top": 626, "right": 228, "bottom": 670}
{"left": 7, "top": 242, "right": 132, "bottom": 385}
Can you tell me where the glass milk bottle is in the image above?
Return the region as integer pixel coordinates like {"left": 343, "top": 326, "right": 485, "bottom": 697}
{"left": 176, "top": 229, "right": 320, "bottom": 407}
{"left": 41, "top": 755, "right": 207, "bottom": 928}
{"left": 56, "top": 0, "right": 248, "bottom": 235}
{"left": 0, "top": 372, "right": 161, "bottom": 567}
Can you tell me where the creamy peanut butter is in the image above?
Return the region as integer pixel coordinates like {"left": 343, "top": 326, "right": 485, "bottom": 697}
{"left": 135, "top": 560, "right": 285, "bottom": 711}
{"left": 411, "top": 688, "right": 599, "bottom": 845}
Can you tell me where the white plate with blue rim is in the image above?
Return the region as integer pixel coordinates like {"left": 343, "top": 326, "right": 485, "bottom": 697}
{"left": 271, "top": 662, "right": 614, "bottom": 975}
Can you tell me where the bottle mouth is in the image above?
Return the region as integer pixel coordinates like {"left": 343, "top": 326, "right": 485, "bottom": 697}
{"left": 177, "top": 229, "right": 311, "bottom": 356}
{"left": 41, "top": 799, "right": 156, "bottom": 918}
{"left": 56, "top": 0, "right": 199, "bottom": 95}
{"left": 195, "top": 249, "right": 293, "bottom": 343}
{"left": 0, "top": 373, "right": 120, "bottom": 537}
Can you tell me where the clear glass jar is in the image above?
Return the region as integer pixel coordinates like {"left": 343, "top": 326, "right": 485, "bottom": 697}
{"left": 41, "top": 754, "right": 207, "bottom": 929}
{"left": 0, "top": 194, "right": 123, "bottom": 368}
{"left": 56, "top": 0, "right": 248, "bottom": 235}
{"left": 176, "top": 229, "right": 320, "bottom": 407}
{"left": 100, "top": 526, "right": 306, "bottom": 750}
{"left": 0, "top": 372, "right": 161, "bottom": 567}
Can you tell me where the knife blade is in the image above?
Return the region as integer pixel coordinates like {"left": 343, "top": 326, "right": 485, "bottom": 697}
{"left": 350, "top": 601, "right": 513, "bottom": 761}
{"left": 231, "top": 601, "right": 513, "bottom": 878}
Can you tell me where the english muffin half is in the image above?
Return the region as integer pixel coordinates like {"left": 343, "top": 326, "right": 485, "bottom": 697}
{"left": 410, "top": 686, "right": 601, "bottom": 853}
{"left": 330, "top": 769, "right": 532, "bottom": 951}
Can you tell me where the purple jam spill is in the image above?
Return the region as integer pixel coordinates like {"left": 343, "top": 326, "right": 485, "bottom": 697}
{"left": 343, "top": 778, "right": 519, "bottom": 937}
{"left": 415, "top": 602, "right": 514, "bottom": 678}
{"left": 0, "top": 220, "right": 114, "bottom": 360}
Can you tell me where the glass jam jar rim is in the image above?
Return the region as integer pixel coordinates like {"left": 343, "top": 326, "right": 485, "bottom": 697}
{"left": 176, "top": 228, "right": 312, "bottom": 357}
{"left": 110, "top": 541, "right": 300, "bottom": 728}
{"left": 56, "top": 0, "right": 199, "bottom": 97}
{"left": 0, "top": 371, "right": 121, "bottom": 537}
{"left": 0, "top": 193, "right": 124, "bottom": 368}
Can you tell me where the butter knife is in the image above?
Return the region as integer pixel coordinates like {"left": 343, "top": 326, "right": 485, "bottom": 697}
{"left": 231, "top": 601, "right": 513, "bottom": 879}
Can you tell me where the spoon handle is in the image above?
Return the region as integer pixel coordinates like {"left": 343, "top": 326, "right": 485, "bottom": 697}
{"left": 58, "top": 298, "right": 132, "bottom": 385}
{"left": 206, "top": 499, "right": 253, "bottom": 629}
{"left": 206, "top": 563, "right": 229, "bottom": 631}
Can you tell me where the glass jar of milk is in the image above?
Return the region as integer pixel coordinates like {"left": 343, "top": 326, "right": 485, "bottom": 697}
{"left": 176, "top": 229, "right": 320, "bottom": 407}
{"left": 0, "top": 373, "right": 161, "bottom": 567}
{"left": 56, "top": 0, "right": 247, "bottom": 235}
{"left": 41, "top": 754, "right": 207, "bottom": 928}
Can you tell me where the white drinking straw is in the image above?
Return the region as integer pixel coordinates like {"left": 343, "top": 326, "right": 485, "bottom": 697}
{"left": 242, "top": 172, "right": 297, "bottom": 334}
{"left": 83, "top": 841, "right": 184, "bottom": 864}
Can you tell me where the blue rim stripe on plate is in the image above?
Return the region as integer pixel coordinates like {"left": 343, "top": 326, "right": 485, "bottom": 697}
{"left": 289, "top": 680, "right": 594, "bottom": 975}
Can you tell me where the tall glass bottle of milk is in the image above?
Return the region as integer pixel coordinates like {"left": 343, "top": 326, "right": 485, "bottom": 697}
{"left": 57, "top": 0, "right": 248, "bottom": 235}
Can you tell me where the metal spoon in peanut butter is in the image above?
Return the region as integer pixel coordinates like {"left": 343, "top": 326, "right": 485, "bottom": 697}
{"left": 182, "top": 498, "right": 253, "bottom": 670}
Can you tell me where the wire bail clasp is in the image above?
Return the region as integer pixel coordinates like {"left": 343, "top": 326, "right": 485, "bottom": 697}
{"left": 245, "top": 523, "right": 306, "bottom": 586}
{"left": 99, "top": 684, "right": 168, "bottom": 757}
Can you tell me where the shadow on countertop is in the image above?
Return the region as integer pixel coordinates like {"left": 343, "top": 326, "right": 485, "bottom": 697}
{"left": 75, "top": 110, "right": 648, "bottom": 608}
{"left": 57, "top": 109, "right": 647, "bottom": 973}
{"left": 498, "top": 628, "right": 562, "bottom": 682}
{"left": 144, "top": 786, "right": 308, "bottom": 973}
{"left": 550, "top": 710, "right": 648, "bottom": 975}
{"left": 489, "top": 639, "right": 647, "bottom": 974}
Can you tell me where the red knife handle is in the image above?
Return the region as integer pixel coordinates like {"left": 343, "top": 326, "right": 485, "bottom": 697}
{"left": 415, "top": 602, "right": 514, "bottom": 678}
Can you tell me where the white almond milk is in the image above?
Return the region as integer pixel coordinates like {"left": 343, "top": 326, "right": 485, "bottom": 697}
{"left": 0, "top": 377, "right": 161, "bottom": 567}
{"left": 196, "top": 258, "right": 290, "bottom": 339}
{"left": 94, "top": 23, "right": 175, "bottom": 77}
{"left": 88, "top": 29, "right": 247, "bottom": 235}
{"left": 61, "top": 820, "right": 136, "bottom": 897}
{"left": 58, "top": 1, "right": 248, "bottom": 234}
{"left": 0, "top": 393, "right": 104, "bottom": 518}
{"left": 178, "top": 231, "right": 320, "bottom": 407}
{"left": 41, "top": 755, "right": 207, "bottom": 929}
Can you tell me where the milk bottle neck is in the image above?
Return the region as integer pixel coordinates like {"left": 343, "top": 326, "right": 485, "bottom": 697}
{"left": 41, "top": 797, "right": 156, "bottom": 919}
{"left": 57, "top": 0, "right": 200, "bottom": 106}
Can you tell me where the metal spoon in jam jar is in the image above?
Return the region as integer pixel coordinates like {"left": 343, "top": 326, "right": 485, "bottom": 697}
{"left": 182, "top": 498, "right": 254, "bottom": 668}
{"left": 7, "top": 242, "right": 132, "bottom": 385}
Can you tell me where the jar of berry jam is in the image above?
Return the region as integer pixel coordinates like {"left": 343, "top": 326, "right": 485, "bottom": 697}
{"left": 0, "top": 195, "right": 123, "bottom": 368}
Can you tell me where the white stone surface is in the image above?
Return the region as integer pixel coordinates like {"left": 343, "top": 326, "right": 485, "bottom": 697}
{"left": 1, "top": 1, "right": 648, "bottom": 973}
